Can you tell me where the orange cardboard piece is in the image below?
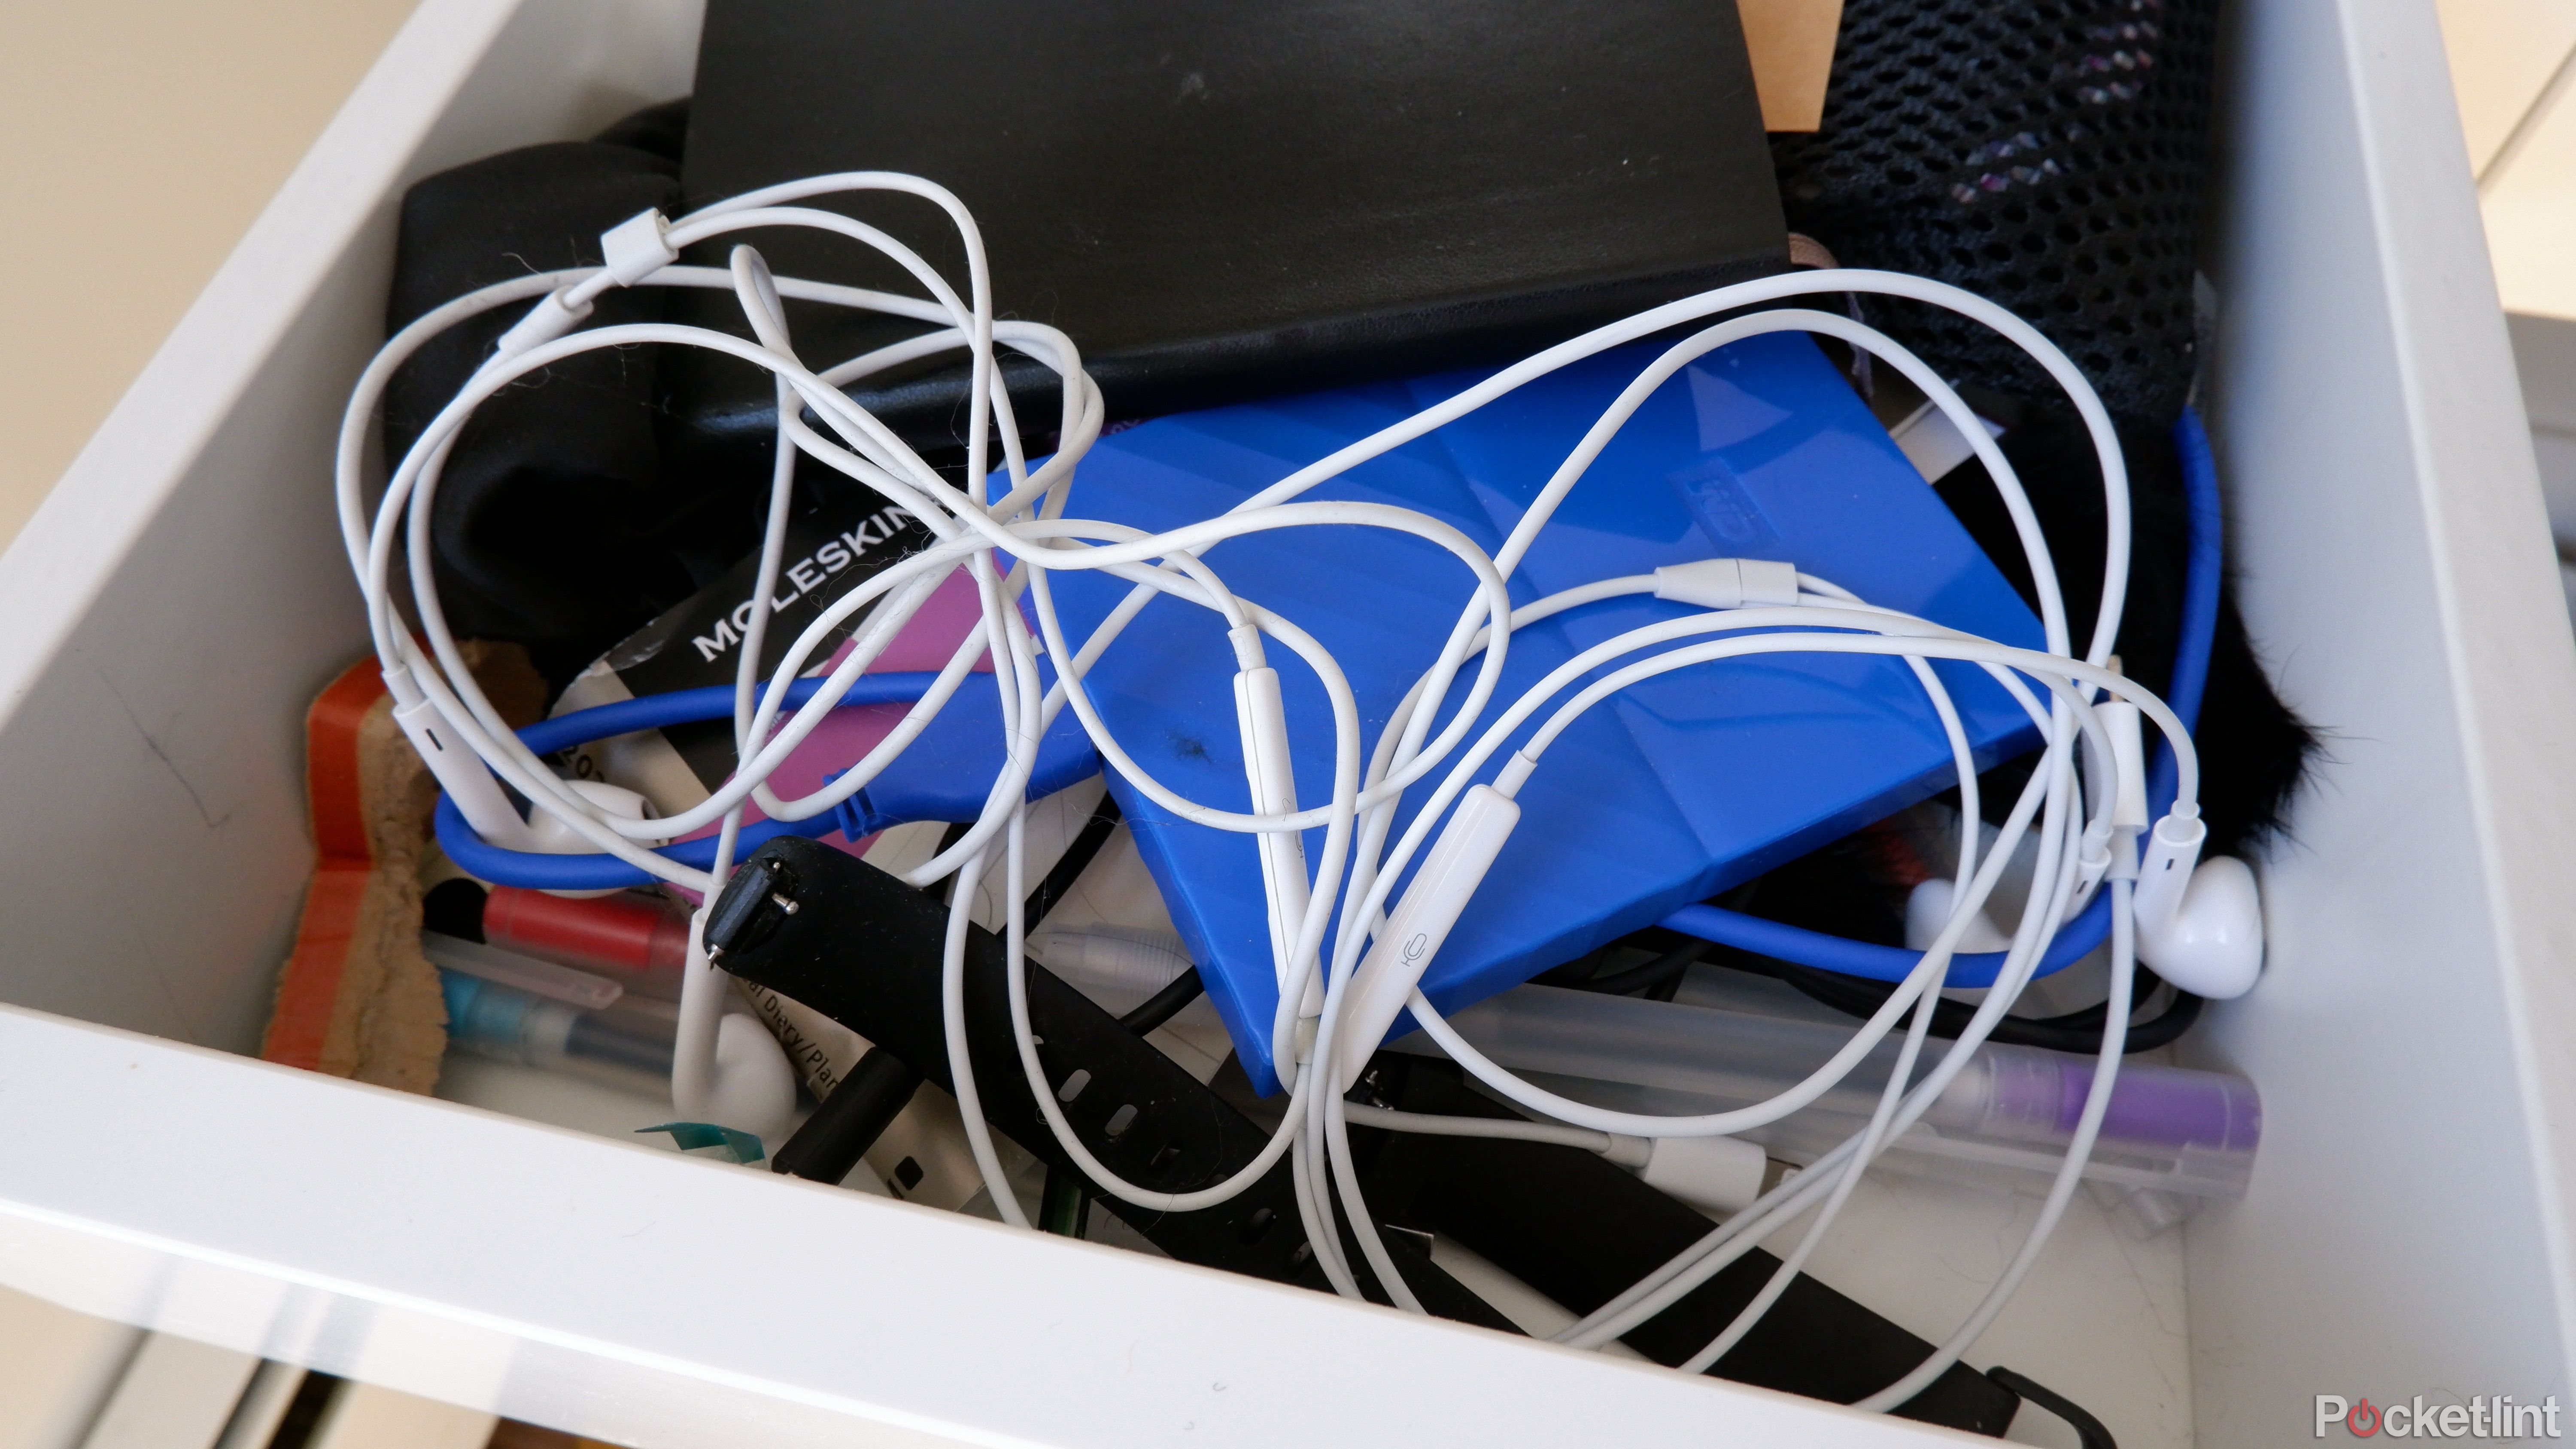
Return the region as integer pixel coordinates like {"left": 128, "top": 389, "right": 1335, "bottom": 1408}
{"left": 1741, "top": 0, "right": 1844, "bottom": 132}
{"left": 261, "top": 661, "right": 388, "bottom": 1078}
{"left": 264, "top": 643, "right": 544, "bottom": 1091}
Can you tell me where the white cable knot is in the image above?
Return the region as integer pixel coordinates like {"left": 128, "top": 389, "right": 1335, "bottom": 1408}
{"left": 1652, "top": 557, "right": 1802, "bottom": 611}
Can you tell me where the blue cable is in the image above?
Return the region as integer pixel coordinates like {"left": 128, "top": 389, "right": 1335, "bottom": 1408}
{"left": 510, "top": 673, "right": 937, "bottom": 754}
{"left": 437, "top": 411, "right": 2227, "bottom": 945}
{"left": 2151, "top": 406, "right": 2222, "bottom": 782}
{"left": 1657, "top": 406, "right": 2221, "bottom": 987}
{"left": 1660, "top": 898, "right": 2110, "bottom": 984}
{"left": 435, "top": 673, "right": 942, "bottom": 890}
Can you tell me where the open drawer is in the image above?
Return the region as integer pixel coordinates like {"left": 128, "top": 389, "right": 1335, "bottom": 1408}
{"left": 1, "top": 0, "right": 2573, "bottom": 1444}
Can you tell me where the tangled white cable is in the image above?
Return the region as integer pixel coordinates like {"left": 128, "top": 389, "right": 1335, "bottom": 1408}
{"left": 339, "top": 171, "right": 2213, "bottom": 1405}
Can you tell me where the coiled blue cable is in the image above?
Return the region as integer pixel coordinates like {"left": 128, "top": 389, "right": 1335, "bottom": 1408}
{"left": 434, "top": 673, "right": 941, "bottom": 889}
{"left": 437, "top": 412, "right": 2225, "bottom": 942}
{"left": 1658, "top": 406, "right": 2221, "bottom": 986}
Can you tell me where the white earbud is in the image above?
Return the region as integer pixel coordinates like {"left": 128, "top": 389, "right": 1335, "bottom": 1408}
{"left": 2138, "top": 855, "right": 2263, "bottom": 999}
{"left": 524, "top": 779, "right": 661, "bottom": 899}
{"left": 2132, "top": 811, "right": 2263, "bottom": 999}
{"left": 1905, "top": 878, "right": 2013, "bottom": 953}
{"left": 704, "top": 1009, "right": 800, "bottom": 1143}
{"left": 673, "top": 911, "right": 800, "bottom": 1143}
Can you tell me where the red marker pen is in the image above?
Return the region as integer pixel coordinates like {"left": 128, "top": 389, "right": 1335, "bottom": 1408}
{"left": 425, "top": 879, "right": 690, "bottom": 997}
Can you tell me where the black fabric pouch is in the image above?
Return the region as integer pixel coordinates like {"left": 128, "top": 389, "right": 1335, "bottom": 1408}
{"left": 381, "top": 99, "right": 750, "bottom": 685}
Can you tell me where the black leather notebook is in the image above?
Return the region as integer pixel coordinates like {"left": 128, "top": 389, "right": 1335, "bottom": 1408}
{"left": 668, "top": 0, "right": 1787, "bottom": 456}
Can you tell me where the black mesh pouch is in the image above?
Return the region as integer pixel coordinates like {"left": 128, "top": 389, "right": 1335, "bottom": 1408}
{"left": 1772, "top": 0, "right": 2218, "bottom": 425}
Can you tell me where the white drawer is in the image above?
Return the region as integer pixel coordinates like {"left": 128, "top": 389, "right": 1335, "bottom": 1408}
{"left": 1, "top": 0, "right": 2571, "bottom": 1444}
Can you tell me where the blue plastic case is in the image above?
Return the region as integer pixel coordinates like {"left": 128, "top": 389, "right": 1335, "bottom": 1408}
{"left": 1047, "top": 334, "right": 2044, "bottom": 1092}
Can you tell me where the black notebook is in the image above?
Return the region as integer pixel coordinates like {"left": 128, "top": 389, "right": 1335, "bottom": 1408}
{"left": 667, "top": 0, "right": 1787, "bottom": 460}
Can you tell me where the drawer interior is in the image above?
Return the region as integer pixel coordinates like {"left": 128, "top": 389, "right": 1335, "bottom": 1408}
{"left": 0, "top": 0, "right": 2569, "bottom": 1444}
